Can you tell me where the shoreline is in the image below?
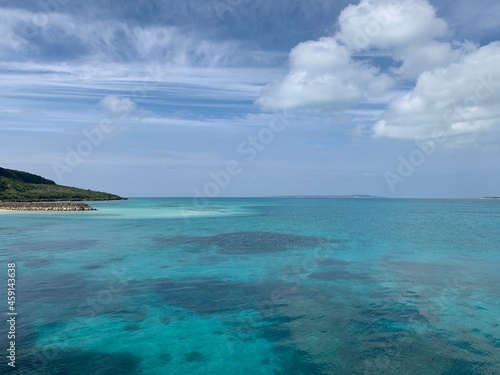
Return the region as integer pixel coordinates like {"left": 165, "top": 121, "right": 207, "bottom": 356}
{"left": 0, "top": 202, "right": 96, "bottom": 211}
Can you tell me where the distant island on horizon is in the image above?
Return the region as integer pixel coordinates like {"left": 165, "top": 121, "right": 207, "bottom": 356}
{"left": 270, "top": 194, "right": 384, "bottom": 199}
{"left": 0, "top": 167, "right": 124, "bottom": 211}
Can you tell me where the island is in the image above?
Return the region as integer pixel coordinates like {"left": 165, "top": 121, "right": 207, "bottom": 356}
{"left": 0, "top": 167, "right": 125, "bottom": 211}
{"left": 481, "top": 196, "right": 500, "bottom": 200}
{"left": 271, "top": 195, "right": 383, "bottom": 199}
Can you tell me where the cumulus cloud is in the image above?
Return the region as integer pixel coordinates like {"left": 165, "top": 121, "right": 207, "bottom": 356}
{"left": 373, "top": 42, "right": 500, "bottom": 140}
{"left": 100, "top": 95, "right": 136, "bottom": 117}
{"left": 257, "top": 0, "right": 455, "bottom": 111}
{"left": 256, "top": 37, "right": 393, "bottom": 111}
{"left": 335, "top": 0, "right": 476, "bottom": 78}
{"left": 257, "top": 0, "right": 500, "bottom": 146}
{"left": 336, "top": 0, "right": 449, "bottom": 50}
{"left": 391, "top": 41, "right": 476, "bottom": 78}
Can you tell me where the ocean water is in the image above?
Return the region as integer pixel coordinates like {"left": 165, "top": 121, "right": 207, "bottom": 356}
{"left": 1, "top": 198, "right": 500, "bottom": 375}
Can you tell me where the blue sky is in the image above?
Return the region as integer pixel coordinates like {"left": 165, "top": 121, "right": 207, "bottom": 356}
{"left": 0, "top": 0, "right": 499, "bottom": 198}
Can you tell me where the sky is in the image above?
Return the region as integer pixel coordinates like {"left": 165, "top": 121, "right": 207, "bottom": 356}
{"left": 0, "top": 0, "right": 499, "bottom": 198}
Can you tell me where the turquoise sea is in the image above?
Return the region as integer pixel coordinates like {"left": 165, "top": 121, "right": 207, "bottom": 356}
{"left": 1, "top": 198, "right": 500, "bottom": 374}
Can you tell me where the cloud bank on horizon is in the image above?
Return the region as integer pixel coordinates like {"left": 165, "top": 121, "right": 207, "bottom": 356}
{"left": 0, "top": 0, "right": 499, "bottom": 197}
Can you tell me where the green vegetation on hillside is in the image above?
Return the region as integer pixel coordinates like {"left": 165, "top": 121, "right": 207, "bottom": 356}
{"left": 0, "top": 167, "right": 124, "bottom": 201}
{"left": 0, "top": 167, "right": 56, "bottom": 185}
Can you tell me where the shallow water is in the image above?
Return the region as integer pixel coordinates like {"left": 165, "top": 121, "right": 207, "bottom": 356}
{"left": 1, "top": 198, "right": 499, "bottom": 374}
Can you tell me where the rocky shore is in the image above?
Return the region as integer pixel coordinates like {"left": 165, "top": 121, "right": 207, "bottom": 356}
{"left": 0, "top": 202, "right": 96, "bottom": 211}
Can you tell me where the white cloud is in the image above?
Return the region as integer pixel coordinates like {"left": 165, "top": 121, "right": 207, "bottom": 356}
{"left": 99, "top": 95, "right": 136, "bottom": 117}
{"left": 0, "top": 11, "right": 28, "bottom": 54}
{"left": 336, "top": 0, "right": 449, "bottom": 50}
{"left": 0, "top": 7, "right": 272, "bottom": 68}
{"left": 0, "top": 62, "right": 277, "bottom": 108}
{"left": 257, "top": 0, "right": 500, "bottom": 148}
{"left": 335, "top": 0, "right": 475, "bottom": 79}
{"left": 373, "top": 42, "right": 500, "bottom": 141}
{"left": 256, "top": 37, "right": 393, "bottom": 111}
{"left": 256, "top": 0, "right": 455, "bottom": 111}
{"left": 392, "top": 41, "right": 476, "bottom": 78}
{"left": 0, "top": 8, "right": 75, "bottom": 56}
